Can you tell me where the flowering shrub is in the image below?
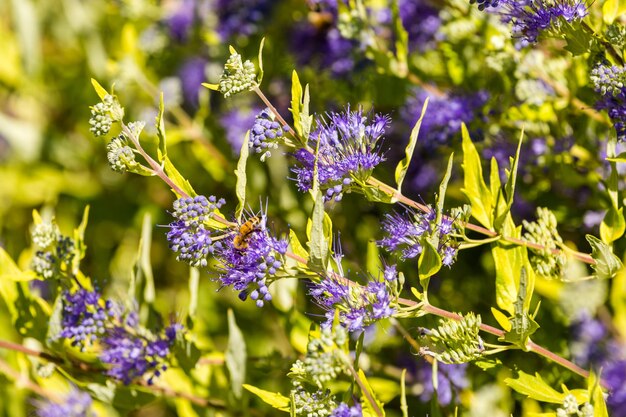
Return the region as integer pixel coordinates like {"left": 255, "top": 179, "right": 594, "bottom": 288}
{"left": 1, "top": 0, "right": 626, "bottom": 416}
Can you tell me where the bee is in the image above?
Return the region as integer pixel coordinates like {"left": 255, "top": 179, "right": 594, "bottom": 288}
{"left": 232, "top": 216, "right": 261, "bottom": 250}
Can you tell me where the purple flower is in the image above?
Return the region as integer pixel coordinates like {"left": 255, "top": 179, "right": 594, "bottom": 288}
{"left": 402, "top": 89, "right": 488, "bottom": 148}
{"left": 418, "top": 362, "right": 469, "bottom": 406}
{"left": 309, "top": 256, "right": 397, "bottom": 332}
{"left": 166, "top": 0, "right": 196, "bottom": 42}
{"left": 605, "top": 360, "right": 626, "bottom": 416}
{"left": 215, "top": 213, "right": 288, "bottom": 307}
{"left": 220, "top": 106, "right": 262, "bottom": 152}
{"left": 250, "top": 108, "right": 289, "bottom": 160}
{"left": 216, "top": 0, "right": 274, "bottom": 40}
{"left": 591, "top": 63, "right": 626, "bottom": 141}
{"left": 290, "top": 23, "right": 360, "bottom": 77}
{"left": 477, "top": 0, "right": 589, "bottom": 48}
{"left": 166, "top": 196, "right": 226, "bottom": 267}
{"left": 101, "top": 323, "right": 180, "bottom": 385}
{"left": 56, "top": 289, "right": 116, "bottom": 350}
{"left": 36, "top": 389, "right": 93, "bottom": 417}
{"left": 331, "top": 402, "right": 362, "bottom": 417}
{"left": 291, "top": 107, "right": 388, "bottom": 201}
{"left": 178, "top": 58, "right": 207, "bottom": 109}
{"left": 379, "top": 208, "right": 458, "bottom": 266}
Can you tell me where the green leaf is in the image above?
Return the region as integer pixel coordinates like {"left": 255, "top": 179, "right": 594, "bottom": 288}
{"left": 435, "top": 153, "right": 454, "bottom": 222}
{"left": 395, "top": 98, "right": 429, "bottom": 195}
{"left": 561, "top": 20, "right": 594, "bottom": 56}
{"left": 257, "top": 37, "right": 265, "bottom": 84}
{"left": 600, "top": 207, "right": 626, "bottom": 244}
{"left": 188, "top": 267, "right": 199, "bottom": 323}
{"left": 46, "top": 294, "right": 63, "bottom": 349}
{"left": 288, "top": 229, "right": 309, "bottom": 262}
{"left": 307, "top": 191, "right": 329, "bottom": 273}
{"left": 290, "top": 71, "right": 303, "bottom": 138}
{"left": 606, "top": 151, "right": 626, "bottom": 163}
{"left": 501, "top": 268, "right": 539, "bottom": 348}
{"left": 461, "top": 124, "right": 493, "bottom": 229}
{"left": 603, "top": 0, "right": 626, "bottom": 24}
{"left": 137, "top": 213, "right": 155, "bottom": 305}
{"left": 586, "top": 235, "right": 623, "bottom": 279}
{"left": 235, "top": 131, "right": 250, "bottom": 221}
{"left": 162, "top": 155, "right": 196, "bottom": 198}
{"left": 504, "top": 371, "right": 569, "bottom": 404}
{"left": 418, "top": 238, "right": 442, "bottom": 282}
{"left": 90, "top": 78, "right": 109, "bottom": 100}
{"left": 201, "top": 82, "right": 219, "bottom": 91}
{"left": 243, "top": 384, "right": 290, "bottom": 412}
{"left": 358, "top": 369, "right": 386, "bottom": 417}
{"left": 491, "top": 216, "right": 535, "bottom": 314}
{"left": 156, "top": 93, "right": 167, "bottom": 161}
{"left": 588, "top": 371, "right": 609, "bottom": 417}
{"left": 491, "top": 307, "right": 512, "bottom": 332}
{"left": 360, "top": 182, "right": 394, "bottom": 204}
{"left": 226, "top": 309, "right": 247, "bottom": 399}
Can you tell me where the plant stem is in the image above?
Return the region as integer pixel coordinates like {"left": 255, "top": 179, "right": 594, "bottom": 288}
{"left": 250, "top": 85, "right": 596, "bottom": 265}
{"left": 0, "top": 357, "right": 60, "bottom": 401}
{"left": 121, "top": 124, "right": 189, "bottom": 198}
{"left": 341, "top": 353, "right": 385, "bottom": 417}
{"left": 366, "top": 177, "right": 596, "bottom": 265}
{"left": 0, "top": 339, "right": 226, "bottom": 408}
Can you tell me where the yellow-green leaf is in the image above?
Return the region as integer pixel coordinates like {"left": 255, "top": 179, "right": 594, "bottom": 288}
{"left": 461, "top": 124, "right": 493, "bottom": 229}
{"left": 243, "top": 384, "right": 290, "bottom": 412}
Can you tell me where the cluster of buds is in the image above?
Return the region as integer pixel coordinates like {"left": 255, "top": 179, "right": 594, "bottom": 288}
{"left": 522, "top": 207, "right": 566, "bottom": 279}
{"left": 89, "top": 94, "right": 124, "bottom": 137}
{"left": 31, "top": 218, "right": 75, "bottom": 280}
{"left": 218, "top": 52, "right": 257, "bottom": 98}
{"left": 419, "top": 312, "right": 485, "bottom": 364}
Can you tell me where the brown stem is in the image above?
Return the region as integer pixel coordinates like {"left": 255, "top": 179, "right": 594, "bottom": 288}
{"left": 366, "top": 177, "right": 596, "bottom": 265}
{"left": 0, "top": 340, "right": 64, "bottom": 365}
{"left": 122, "top": 124, "right": 189, "bottom": 198}
{"left": 0, "top": 357, "right": 60, "bottom": 401}
{"left": 253, "top": 86, "right": 296, "bottom": 137}
{"left": 343, "top": 357, "right": 385, "bottom": 417}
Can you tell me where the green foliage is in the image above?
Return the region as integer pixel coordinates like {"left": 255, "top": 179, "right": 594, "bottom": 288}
{"left": 461, "top": 124, "right": 494, "bottom": 230}
{"left": 395, "top": 98, "right": 429, "bottom": 197}
{"left": 586, "top": 234, "right": 624, "bottom": 279}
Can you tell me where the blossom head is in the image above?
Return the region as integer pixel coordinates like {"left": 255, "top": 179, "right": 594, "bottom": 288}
{"left": 166, "top": 195, "right": 226, "bottom": 267}
{"left": 291, "top": 107, "right": 388, "bottom": 201}
{"left": 36, "top": 389, "right": 93, "bottom": 417}
{"left": 101, "top": 322, "right": 181, "bottom": 385}
{"left": 56, "top": 289, "right": 117, "bottom": 350}
{"left": 215, "top": 212, "right": 288, "bottom": 307}
{"left": 250, "top": 108, "right": 289, "bottom": 160}
{"left": 309, "top": 257, "right": 398, "bottom": 332}
{"left": 379, "top": 208, "right": 459, "bottom": 266}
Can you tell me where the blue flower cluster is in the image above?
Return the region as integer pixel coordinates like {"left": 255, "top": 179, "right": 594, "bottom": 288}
{"left": 310, "top": 261, "right": 398, "bottom": 332}
{"left": 56, "top": 289, "right": 115, "bottom": 349}
{"left": 418, "top": 362, "right": 469, "bottom": 406}
{"left": 36, "top": 389, "right": 93, "bottom": 417}
{"left": 215, "top": 0, "right": 274, "bottom": 40}
{"left": 220, "top": 106, "right": 262, "bottom": 152}
{"left": 55, "top": 288, "right": 181, "bottom": 385}
{"left": 250, "top": 108, "right": 289, "bottom": 160}
{"left": 569, "top": 313, "right": 626, "bottom": 415}
{"left": 216, "top": 214, "right": 288, "bottom": 307}
{"left": 101, "top": 323, "right": 182, "bottom": 385}
{"left": 476, "top": 0, "right": 589, "bottom": 48}
{"left": 401, "top": 89, "right": 488, "bottom": 148}
{"left": 166, "top": 195, "right": 289, "bottom": 307}
{"left": 379, "top": 209, "right": 458, "bottom": 267}
{"left": 591, "top": 63, "right": 626, "bottom": 141}
{"left": 292, "top": 107, "right": 388, "bottom": 202}
{"left": 331, "top": 402, "right": 363, "bottom": 417}
{"left": 167, "top": 195, "right": 226, "bottom": 267}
